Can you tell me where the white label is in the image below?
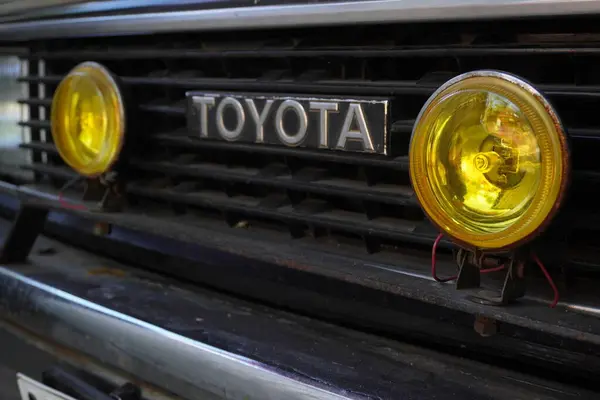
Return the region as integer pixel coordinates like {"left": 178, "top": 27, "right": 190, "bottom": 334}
{"left": 17, "top": 373, "right": 77, "bottom": 400}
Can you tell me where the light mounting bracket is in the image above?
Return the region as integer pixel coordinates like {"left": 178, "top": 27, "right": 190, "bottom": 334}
{"left": 454, "top": 248, "right": 526, "bottom": 306}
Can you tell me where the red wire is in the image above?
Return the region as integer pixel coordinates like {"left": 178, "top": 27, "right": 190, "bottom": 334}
{"left": 431, "top": 233, "right": 505, "bottom": 282}
{"left": 532, "top": 252, "right": 560, "bottom": 308}
{"left": 431, "top": 233, "right": 458, "bottom": 282}
{"left": 480, "top": 265, "right": 506, "bottom": 274}
{"left": 56, "top": 176, "right": 88, "bottom": 211}
{"left": 58, "top": 192, "right": 87, "bottom": 211}
{"left": 431, "top": 234, "right": 559, "bottom": 308}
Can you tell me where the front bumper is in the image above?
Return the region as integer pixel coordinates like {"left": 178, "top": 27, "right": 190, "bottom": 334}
{"left": 0, "top": 213, "right": 596, "bottom": 400}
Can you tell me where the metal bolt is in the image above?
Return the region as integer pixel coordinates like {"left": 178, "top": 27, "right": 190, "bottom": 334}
{"left": 474, "top": 315, "right": 497, "bottom": 337}
{"left": 234, "top": 220, "right": 250, "bottom": 229}
{"left": 93, "top": 222, "right": 111, "bottom": 236}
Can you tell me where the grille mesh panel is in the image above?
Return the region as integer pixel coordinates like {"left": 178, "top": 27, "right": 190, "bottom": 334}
{"left": 15, "top": 20, "right": 600, "bottom": 263}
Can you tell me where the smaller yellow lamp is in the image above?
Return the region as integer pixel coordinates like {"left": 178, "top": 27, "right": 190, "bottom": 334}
{"left": 409, "top": 71, "right": 570, "bottom": 251}
{"left": 51, "top": 62, "right": 125, "bottom": 177}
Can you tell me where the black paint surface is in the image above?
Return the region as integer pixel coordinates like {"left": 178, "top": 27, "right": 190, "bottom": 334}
{"left": 0, "top": 223, "right": 595, "bottom": 399}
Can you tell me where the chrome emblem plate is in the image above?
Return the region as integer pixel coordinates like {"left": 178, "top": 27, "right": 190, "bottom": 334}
{"left": 186, "top": 92, "right": 390, "bottom": 154}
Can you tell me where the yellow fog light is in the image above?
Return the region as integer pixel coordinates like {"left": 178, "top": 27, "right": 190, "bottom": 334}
{"left": 409, "top": 71, "right": 569, "bottom": 251}
{"left": 51, "top": 62, "right": 125, "bottom": 177}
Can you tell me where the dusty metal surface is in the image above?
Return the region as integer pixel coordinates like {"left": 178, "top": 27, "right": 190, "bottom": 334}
{"left": 0, "top": 0, "right": 85, "bottom": 16}
{"left": 2, "top": 0, "right": 600, "bottom": 40}
{"left": 0, "top": 218, "right": 596, "bottom": 399}
{"left": 7, "top": 186, "right": 600, "bottom": 340}
{"left": 2, "top": 185, "right": 600, "bottom": 392}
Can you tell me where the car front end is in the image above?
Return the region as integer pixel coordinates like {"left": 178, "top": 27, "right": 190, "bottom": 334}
{"left": 1, "top": 1, "right": 600, "bottom": 399}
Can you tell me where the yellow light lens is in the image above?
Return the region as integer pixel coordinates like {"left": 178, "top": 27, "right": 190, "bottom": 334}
{"left": 51, "top": 62, "right": 125, "bottom": 177}
{"left": 410, "top": 71, "right": 569, "bottom": 250}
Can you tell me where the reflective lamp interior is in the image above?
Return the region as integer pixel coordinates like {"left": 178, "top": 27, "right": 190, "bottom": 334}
{"left": 51, "top": 62, "right": 124, "bottom": 177}
{"left": 410, "top": 72, "right": 569, "bottom": 250}
{"left": 427, "top": 90, "right": 541, "bottom": 234}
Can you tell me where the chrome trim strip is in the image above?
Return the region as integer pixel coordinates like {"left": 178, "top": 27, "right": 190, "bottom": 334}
{"left": 1, "top": 320, "right": 180, "bottom": 400}
{"left": 0, "top": 266, "right": 351, "bottom": 400}
{"left": 2, "top": 250, "right": 596, "bottom": 400}
{"left": 0, "top": 0, "right": 86, "bottom": 17}
{"left": 2, "top": 0, "right": 600, "bottom": 40}
{"left": 0, "top": 0, "right": 215, "bottom": 22}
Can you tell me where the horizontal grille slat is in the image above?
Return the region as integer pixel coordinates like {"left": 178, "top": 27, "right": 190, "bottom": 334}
{"left": 123, "top": 77, "right": 435, "bottom": 96}
{"left": 22, "top": 140, "right": 600, "bottom": 185}
{"left": 126, "top": 183, "right": 426, "bottom": 243}
{"left": 18, "top": 98, "right": 52, "bottom": 106}
{"left": 18, "top": 76, "right": 60, "bottom": 84}
{"left": 139, "top": 103, "right": 186, "bottom": 115}
{"left": 20, "top": 138, "right": 412, "bottom": 170}
{"left": 19, "top": 120, "right": 51, "bottom": 129}
{"left": 23, "top": 47, "right": 600, "bottom": 61}
{"left": 21, "top": 75, "right": 600, "bottom": 100}
{"left": 153, "top": 134, "right": 411, "bottom": 169}
{"left": 20, "top": 142, "right": 58, "bottom": 154}
{"left": 18, "top": 161, "right": 428, "bottom": 246}
{"left": 565, "top": 127, "right": 600, "bottom": 139}
{"left": 131, "top": 159, "right": 417, "bottom": 207}
{"left": 22, "top": 163, "right": 76, "bottom": 180}
{"left": 18, "top": 75, "right": 435, "bottom": 95}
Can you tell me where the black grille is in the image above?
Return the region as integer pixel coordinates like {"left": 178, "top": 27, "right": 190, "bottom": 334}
{"left": 16, "top": 20, "right": 600, "bottom": 266}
